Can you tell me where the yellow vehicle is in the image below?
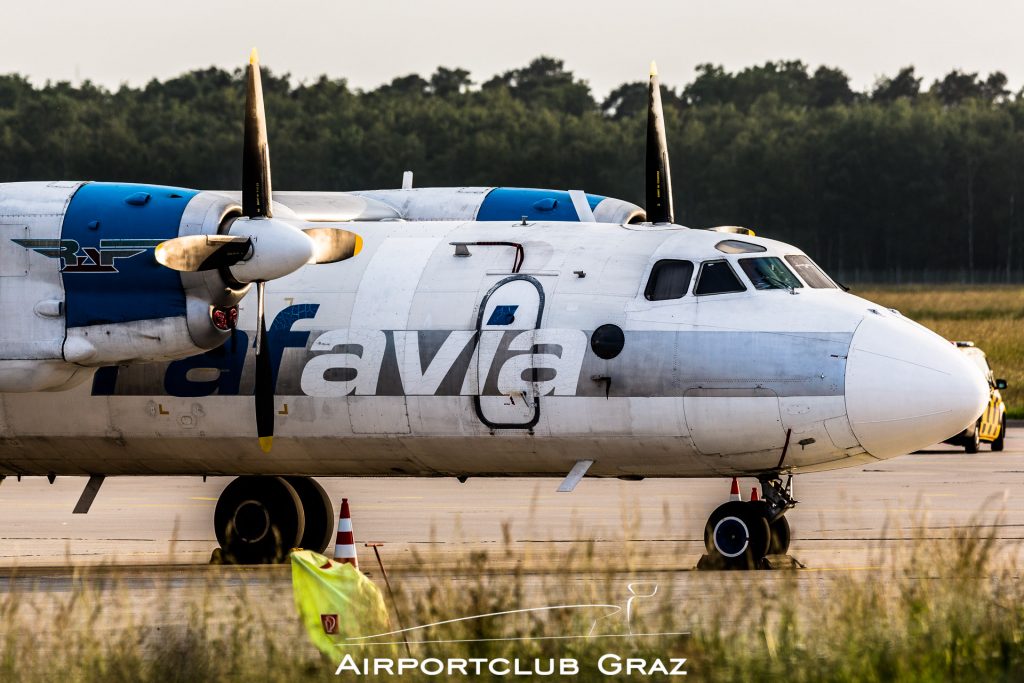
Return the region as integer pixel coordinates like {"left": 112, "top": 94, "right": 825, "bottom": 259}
{"left": 942, "top": 342, "right": 1007, "bottom": 453}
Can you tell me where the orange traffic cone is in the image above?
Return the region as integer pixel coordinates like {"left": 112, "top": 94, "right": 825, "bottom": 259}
{"left": 729, "top": 478, "right": 742, "bottom": 502}
{"left": 333, "top": 498, "right": 358, "bottom": 568}
{"left": 750, "top": 487, "right": 759, "bottom": 502}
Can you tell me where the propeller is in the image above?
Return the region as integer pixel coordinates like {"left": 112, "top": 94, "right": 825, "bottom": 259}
{"left": 254, "top": 282, "right": 273, "bottom": 452}
{"left": 645, "top": 61, "right": 674, "bottom": 224}
{"left": 154, "top": 235, "right": 252, "bottom": 272}
{"left": 155, "top": 49, "right": 362, "bottom": 452}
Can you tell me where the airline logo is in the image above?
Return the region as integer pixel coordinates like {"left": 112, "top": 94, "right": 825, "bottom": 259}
{"left": 12, "top": 238, "right": 164, "bottom": 272}
{"left": 299, "top": 327, "right": 588, "bottom": 398}
{"left": 92, "top": 304, "right": 592, "bottom": 398}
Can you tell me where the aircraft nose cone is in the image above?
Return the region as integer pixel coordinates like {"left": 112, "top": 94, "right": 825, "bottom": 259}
{"left": 845, "top": 313, "right": 989, "bottom": 458}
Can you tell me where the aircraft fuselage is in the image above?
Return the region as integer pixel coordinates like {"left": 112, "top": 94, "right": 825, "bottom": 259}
{"left": 0, "top": 199, "right": 987, "bottom": 479}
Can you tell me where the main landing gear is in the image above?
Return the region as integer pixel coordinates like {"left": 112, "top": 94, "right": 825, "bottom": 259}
{"left": 702, "top": 475, "right": 797, "bottom": 569}
{"left": 213, "top": 476, "right": 335, "bottom": 564}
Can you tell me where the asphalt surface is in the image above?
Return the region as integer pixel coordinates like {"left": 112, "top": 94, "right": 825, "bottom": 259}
{"left": 0, "top": 431, "right": 1021, "bottom": 571}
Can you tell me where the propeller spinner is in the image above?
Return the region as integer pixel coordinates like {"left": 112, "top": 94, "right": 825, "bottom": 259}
{"left": 156, "top": 49, "right": 362, "bottom": 452}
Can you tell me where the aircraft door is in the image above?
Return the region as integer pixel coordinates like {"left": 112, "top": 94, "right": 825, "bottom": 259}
{"left": 474, "top": 275, "right": 545, "bottom": 429}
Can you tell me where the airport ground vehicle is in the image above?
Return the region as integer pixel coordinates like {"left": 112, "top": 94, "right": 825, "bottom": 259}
{"left": 943, "top": 342, "right": 1007, "bottom": 453}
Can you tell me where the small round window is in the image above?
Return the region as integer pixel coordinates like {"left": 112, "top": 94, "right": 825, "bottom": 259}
{"left": 591, "top": 324, "right": 625, "bottom": 360}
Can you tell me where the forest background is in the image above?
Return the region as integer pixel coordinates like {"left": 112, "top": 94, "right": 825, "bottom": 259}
{"left": 1, "top": 57, "right": 1020, "bottom": 283}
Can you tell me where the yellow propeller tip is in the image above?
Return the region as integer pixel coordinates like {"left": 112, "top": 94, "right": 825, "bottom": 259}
{"left": 259, "top": 436, "right": 273, "bottom": 452}
{"left": 650, "top": 60, "right": 658, "bottom": 77}
{"left": 250, "top": 48, "right": 259, "bottom": 65}
{"left": 353, "top": 234, "right": 363, "bottom": 256}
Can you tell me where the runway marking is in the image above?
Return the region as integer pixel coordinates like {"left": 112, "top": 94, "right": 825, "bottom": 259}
{"left": 190, "top": 497, "right": 218, "bottom": 501}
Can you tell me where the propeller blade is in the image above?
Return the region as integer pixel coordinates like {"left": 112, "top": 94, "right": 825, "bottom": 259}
{"left": 154, "top": 235, "right": 252, "bottom": 272}
{"left": 645, "top": 61, "right": 674, "bottom": 224}
{"left": 302, "top": 228, "right": 364, "bottom": 264}
{"left": 243, "top": 48, "right": 273, "bottom": 219}
{"left": 254, "top": 281, "right": 274, "bottom": 452}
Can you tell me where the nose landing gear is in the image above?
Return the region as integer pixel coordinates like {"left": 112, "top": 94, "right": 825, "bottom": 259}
{"left": 701, "top": 475, "right": 797, "bottom": 569}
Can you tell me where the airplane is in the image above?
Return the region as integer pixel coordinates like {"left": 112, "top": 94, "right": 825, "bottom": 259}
{"left": 0, "top": 53, "right": 988, "bottom": 568}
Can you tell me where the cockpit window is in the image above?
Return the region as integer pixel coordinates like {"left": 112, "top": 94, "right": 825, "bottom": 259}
{"left": 716, "top": 240, "right": 766, "bottom": 254}
{"left": 784, "top": 255, "right": 837, "bottom": 289}
{"left": 694, "top": 260, "right": 746, "bottom": 296}
{"left": 739, "top": 257, "right": 803, "bottom": 290}
{"left": 644, "top": 260, "right": 694, "bottom": 301}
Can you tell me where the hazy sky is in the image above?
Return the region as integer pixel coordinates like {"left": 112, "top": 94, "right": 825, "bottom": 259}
{"left": 3, "top": 0, "right": 1022, "bottom": 96}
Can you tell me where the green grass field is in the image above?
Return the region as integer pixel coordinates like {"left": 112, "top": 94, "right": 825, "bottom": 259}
{"left": 854, "top": 285, "right": 1024, "bottom": 418}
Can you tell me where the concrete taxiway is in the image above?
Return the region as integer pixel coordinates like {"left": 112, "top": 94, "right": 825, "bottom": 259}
{"left": 0, "top": 430, "right": 1021, "bottom": 571}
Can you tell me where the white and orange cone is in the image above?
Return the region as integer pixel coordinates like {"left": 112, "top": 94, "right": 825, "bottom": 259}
{"left": 750, "top": 487, "right": 759, "bottom": 502}
{"left": 333, "top": 498, "right": 358, "bottom": 568}
{"left": 729, "top": 477, "right": 743, "bottom": 502}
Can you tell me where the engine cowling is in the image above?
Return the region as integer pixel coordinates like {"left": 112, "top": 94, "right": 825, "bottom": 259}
{"left": 0, "top": 181, "right": 246, "bottom": 392}
{"left": 353, "top": 187, "right": 646, "bottom": 224}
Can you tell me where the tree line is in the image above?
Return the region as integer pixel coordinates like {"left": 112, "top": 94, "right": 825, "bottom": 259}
{"left": 2, "top": 57, "right": 1023, "bottom": 281}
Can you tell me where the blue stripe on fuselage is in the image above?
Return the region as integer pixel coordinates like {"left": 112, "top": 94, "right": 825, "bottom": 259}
{"left": 62, "top": 183, "right": 198, "bottom": 327}
{"left": 476, "top": 188, "right": 603, "bottom": 222}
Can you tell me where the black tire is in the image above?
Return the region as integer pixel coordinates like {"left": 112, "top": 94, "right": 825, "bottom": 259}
{"left": 214, "top": 476, "right": 305, "bottom": 564}
{"left": 284, "top": 477, "right": 335, "bottom": 554}
{"left": 749, "top": 501, "right": 792, "bottom": 555}
{"left": 768, "top": 515, "right": 792, "bottom": 555}
{"left": 703, "top": 501, "right": 770, "bottom": 569}
{"left": 965, "top": 421, "right": 981, "bottom": 454}
{"left": 992, "top": 415, "right": 1006, "bottom": 452}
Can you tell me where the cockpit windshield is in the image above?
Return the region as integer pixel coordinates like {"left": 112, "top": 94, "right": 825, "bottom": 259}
{"left": 739, "top": 257, "right": 803, "bottom": 291}
{"left": 784, "top": 255, "right": 837, "bottom": 289}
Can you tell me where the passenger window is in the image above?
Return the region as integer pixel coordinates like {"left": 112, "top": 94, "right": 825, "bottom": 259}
{"left": 739, "top": 257, "right": 803, "bottom": 290}
{"left": 644, "top": 260, "right": 694, "bottom": 301}
{"left": 695, "top": 260, "right": 746, "bottom": 296}
{"left": 784, "top": 255, "right": 837, "bottom": 289}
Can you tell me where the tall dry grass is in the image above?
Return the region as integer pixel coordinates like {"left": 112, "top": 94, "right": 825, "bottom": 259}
{"left": 0, "top": 514, "right": 1022, "bottom": 682}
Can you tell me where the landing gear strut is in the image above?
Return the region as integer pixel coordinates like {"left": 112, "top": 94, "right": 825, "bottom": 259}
{"left": 703, "top": 475, "right": 797, "bottom": 569}
{"left": 214, "top": 476, "right": 334, "bottom": 564}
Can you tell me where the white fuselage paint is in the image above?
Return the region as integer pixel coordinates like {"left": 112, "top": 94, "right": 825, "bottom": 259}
{"left": 0, "top": 219, "right": 988, "bottom": 480}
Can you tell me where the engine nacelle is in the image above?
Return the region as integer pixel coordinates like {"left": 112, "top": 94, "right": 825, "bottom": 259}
{"left": 0, "top": 182, "right": 245, "bottom": 391}
{"left": 353, "top": 187, "right": 646, "bottom": 224}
